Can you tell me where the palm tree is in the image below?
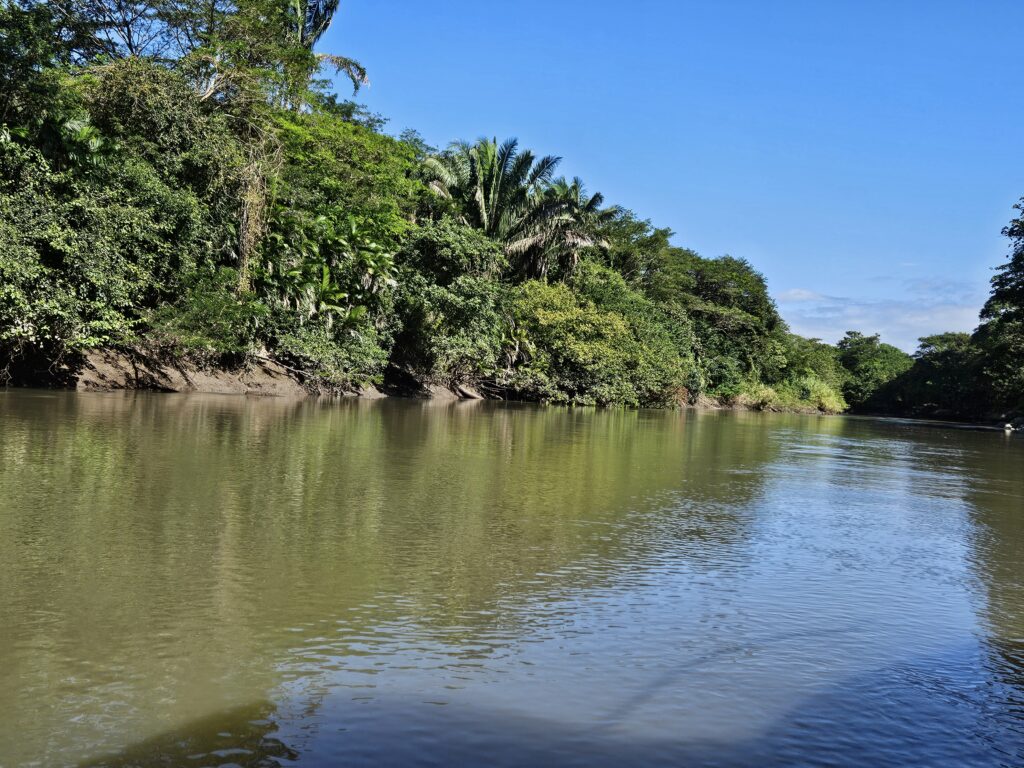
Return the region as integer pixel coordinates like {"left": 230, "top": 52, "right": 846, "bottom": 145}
{"left": 286, "top": 0, "right": 367, "bottom": 92}
{"left": 424, "top": 138, "right": 611, "bottom": 279}
{"left": 531, "top": 176, "right": 619, "bottom": 278}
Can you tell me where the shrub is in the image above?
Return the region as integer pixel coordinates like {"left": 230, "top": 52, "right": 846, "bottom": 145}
{"left": 0, "top": 142, "right": 146, "bottom": 359}
{"left": 147, "top": 268, "right": 268, "bottom": 355}
{"left": 502, "top": 280, "right": 685, "bottom": 407}
{"left": 730, "top": 376, "right": 845, "bottom": 413}
{"left": 276, "top": 321, "right": 392, "bottom": 387}
{"left": 397, "top": 218, "right": 506, "bottom": 286}
{"left": 393, "top": 272, "right": 505, "bottom": 386}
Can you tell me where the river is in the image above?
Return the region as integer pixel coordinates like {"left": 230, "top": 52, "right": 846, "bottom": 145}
{"left": 1, "top": 390, "right": 1022, "bottom": 766}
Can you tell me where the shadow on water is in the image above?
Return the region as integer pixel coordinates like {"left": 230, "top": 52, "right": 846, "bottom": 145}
{"left": 75, "top": 640, "right": 1024, "bottom": 768}
{"left": 71, "top": 704, "right": 755, "bottom": 767}
{"left": 70, "top": 698, "right": 740, "bottom": 767}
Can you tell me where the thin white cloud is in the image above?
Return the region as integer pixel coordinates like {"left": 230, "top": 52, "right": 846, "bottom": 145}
{"left": 774, "top": 288, "right": 824, "bottom": 303}
{"left": 774, "top": 283, "right": 986, "bottom": 352}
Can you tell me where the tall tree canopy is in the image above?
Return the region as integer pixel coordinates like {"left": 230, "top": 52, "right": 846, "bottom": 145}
{"left": 974, "top": 198, "right": 1024, "bottom": 411}
{"left": 423, "top": 137, "right": 611, "bottom": 280}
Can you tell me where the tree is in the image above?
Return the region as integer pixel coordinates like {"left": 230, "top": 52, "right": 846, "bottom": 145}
{"left": 423, "top": 137, "right": 609, "bottom": 279}
{"left": 0, "top": 1, "right": 101, "bottom": 126}
{"left": 646, "top": 250, "right": 788, "bottom": 393}
{"left": 588, "top": 209, "right": 673, "bottom": 283}
{"left": 154, "top": 0, "right": 234, "bottom": 56}
{"left": 533, "top": 176, "right": 618, "bottom": 279}
{"left": 44, "top": 0, "right": 173, "bottom": 59}
{"left": 974, "top": 198, "right": 1024, "bottom": 411}
{"left": 836, "top": 331, "right": 913, "bottom": 411}
{"left": 285, "top": 0, "right": 366, "bottom": 92}
{"left": 890, "top": 333, "right": 984, "bottom": 417}
{"left": 783, "top": 335, "right": 846, "bottom": 392}
{"left": 983, "top": 199, "right": 1024, "bottom": 320}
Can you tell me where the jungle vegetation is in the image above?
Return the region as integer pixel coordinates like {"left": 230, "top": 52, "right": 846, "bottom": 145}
{"left": 0, "top": 0, "right": 1020, "bottom": 418}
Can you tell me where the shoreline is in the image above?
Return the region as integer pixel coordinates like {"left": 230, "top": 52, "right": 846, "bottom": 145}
{"left": 3, "top": 345, "right": 827, "bottom": 413}
{"left": 7, "top": 346, "right": 1016, "bottom": 430}
{"left": 69, "top": 347, "right": 842, "bottom": 415}
{"left": 5, "top": 377, "right": 1017, "bottom": 433}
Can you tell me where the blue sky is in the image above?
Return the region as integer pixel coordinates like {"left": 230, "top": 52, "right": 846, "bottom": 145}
{"left": 322, "top": 1, "right": 1024, "bottom": 351}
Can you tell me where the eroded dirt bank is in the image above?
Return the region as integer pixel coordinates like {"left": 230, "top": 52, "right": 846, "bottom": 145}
{"left": 8, "top": 346, "right": 845, "bottom": 414}
{"left": 71, "top": 347, "right": 484, "bottom": 401}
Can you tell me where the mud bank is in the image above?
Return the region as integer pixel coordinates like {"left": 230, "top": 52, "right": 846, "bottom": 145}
{"left": 10, "top": 347, "right": 831, "bottom": 412}
{"left": 73, "top": 347, "right": 484, "bottom": 401}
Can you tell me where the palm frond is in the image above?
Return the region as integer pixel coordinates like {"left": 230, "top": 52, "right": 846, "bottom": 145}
{"left": 304, "top": 0, "right": 341, "bottom": 46}
{"left": 318, "top": 53, "right": 368, "bottom": 94}
{"left": 416, "top": 136, "right": 612, "bottom": 279}
{"left": 527, "top": 154, "right": 561, "bottom": 187}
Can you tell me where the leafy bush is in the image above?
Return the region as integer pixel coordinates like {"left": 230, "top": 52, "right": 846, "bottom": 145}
{"left": 274, "top": 111, "right": 421, "bottom": 250}
{"left": 729, "top": 376, "right": 845, "bottom": 413}
{"left": 780, "top": 335, "right": 846, "bottom": 391}
{"left": 502, "top": 280, "right": 685, "bottom": 407}
{"left": 393, "top": 272, "right": 505, "bottom": 386}
{"left": 572, "top": 261, "right": 698, "bottom": 396}
{"left": 779, "top": 376, "right": 847, "bottom": 413}
{"left": 836, "top": 331, "right": 914, "bottom": 411}
{"left": 0, "top": 58, "right": 248, "bottom": 366}
{"left": 147, "top": 269, "right": 268, "bottom": 354}
{"left": 276, "top": 321, "right": 392, "bottom": 387}
{"left": 644, "top": 248, "right": 789, "bottom": 394}
{"left": 397, "top": 218, "right": 506, "bottom": 285}
{"left": 0, "top": 141, "right": 148, "bottom": 358}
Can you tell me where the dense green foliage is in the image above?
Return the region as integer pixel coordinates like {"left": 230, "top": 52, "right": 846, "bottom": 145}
{"left": 0, "top": 0, "right": 1019, "bottom": 417}
{"left": 974, "top": 201, "right": 1024, "bottom": 414}
{"left": 502, "top": 267, "right": 686, "bottom": 407}
{"left": 835, "top": 332, "right": 914, "bottom": 411}
{"left": 890, "top": 333, "right": 984, "bottom": 417}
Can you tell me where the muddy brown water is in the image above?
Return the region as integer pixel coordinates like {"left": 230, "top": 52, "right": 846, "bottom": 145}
{"left": 1, "top": 390, "right": 1023, "bottom": 766}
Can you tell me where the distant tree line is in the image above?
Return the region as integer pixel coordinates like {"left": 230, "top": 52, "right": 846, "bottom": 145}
{"left": 0, "top": 0, "right": 1020, "bottom": 418}
{"left": 831, "top": 203, "right": 1024, "bottom": 421}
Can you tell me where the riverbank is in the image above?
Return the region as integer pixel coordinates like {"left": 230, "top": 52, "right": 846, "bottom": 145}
{"left": 10, "top": 345, "right": 834, "bottom": 414}
{"left": 18, "top": 346, "right": 1022, "bottom": 429}
{"left": 66, "top": 349, "right": 1020, "bottom": 426}
{"left": 57, "top": 346, "right": 489, "bottom": 402}
{"left": 1, "top": 344, "right": 833, "bottom": 413}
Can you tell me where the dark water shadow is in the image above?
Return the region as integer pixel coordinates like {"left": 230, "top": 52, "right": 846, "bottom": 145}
{"left": 71, "top": 700, "right": 760, "bottom": 768}
{"left": 74, "top": 642, "right": 1024, "bottom": 768}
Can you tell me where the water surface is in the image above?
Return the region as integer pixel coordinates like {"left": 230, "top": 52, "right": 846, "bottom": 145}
{"left": 1, "top": 391, "right": 1023, "bottom": 766}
